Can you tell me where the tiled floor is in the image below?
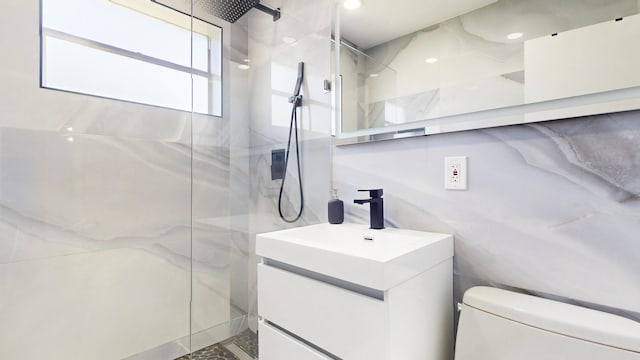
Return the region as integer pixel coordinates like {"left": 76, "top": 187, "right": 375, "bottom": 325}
{"left": 232, "top": 329, "right": 258, "bottom": 359}
{"left": 176, "top": 329, "right": 258, "bottom": 360}
{"left": 175, "top": 344, "right": 240, "bottom": 360}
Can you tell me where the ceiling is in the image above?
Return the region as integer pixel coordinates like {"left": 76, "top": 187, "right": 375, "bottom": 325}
{"left": 340, "top": 0, "right": 498, "bottom": 49}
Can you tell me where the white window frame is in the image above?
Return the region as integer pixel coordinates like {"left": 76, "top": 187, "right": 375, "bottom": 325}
{"left": 40, "top": 0, "right": 223, "bottom": 116}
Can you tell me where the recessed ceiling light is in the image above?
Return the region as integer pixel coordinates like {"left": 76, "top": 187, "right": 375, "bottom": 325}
{"left": 243, "top": 58, "right": 250, "bottom": 63}
{"left": 369, "top": 73, "right": 379, "bottom": 78}
{"left": 238, "top": 64, "right": 250, "bottom": 70}
{"left": 506, "top": 32, "right": 523, "bottom": 40}
{"left": 425, "top": 57, "right": 439, "bottom": 64}
{"left": 343, "top": 0, "right": 363, "bottom": 10}
{"left": 282, "top": 36, "right": 297, "bottom": 44}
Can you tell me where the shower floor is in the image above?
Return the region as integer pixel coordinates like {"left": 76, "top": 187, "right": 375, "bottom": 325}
{"left": 176, "top": 329, "right": 258, "bottom": 360}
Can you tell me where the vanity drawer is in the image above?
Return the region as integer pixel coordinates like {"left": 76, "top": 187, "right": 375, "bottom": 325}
{"left": 259, "top": 321, "right": 332, "bottom": 360}
{"left": 258, "top": 263, "right": 387, "bottom": 360}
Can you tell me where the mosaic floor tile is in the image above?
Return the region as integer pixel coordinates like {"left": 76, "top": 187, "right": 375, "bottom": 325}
{"left": 175, "top": 343, "right": 240, "bottom": 360}
{"left": 231, "top": 329, "right": 258, "bottom": 359}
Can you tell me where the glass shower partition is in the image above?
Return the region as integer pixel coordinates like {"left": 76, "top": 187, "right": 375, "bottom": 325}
{"left": 0, "top": 0, "right": 245, "bottom": 359}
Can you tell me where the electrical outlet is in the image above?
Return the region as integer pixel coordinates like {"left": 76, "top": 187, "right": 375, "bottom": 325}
{"left": 444, "top": 156, "right": 467, "bottom": 190}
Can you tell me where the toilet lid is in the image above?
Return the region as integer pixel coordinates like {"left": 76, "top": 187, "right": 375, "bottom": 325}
{"left": 463, "top": 287, "right": 640, "bottom": 353}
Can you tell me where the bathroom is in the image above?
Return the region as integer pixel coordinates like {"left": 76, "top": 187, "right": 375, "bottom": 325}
{"left": 0, "top": 0, "right": 639, "bottom": 359}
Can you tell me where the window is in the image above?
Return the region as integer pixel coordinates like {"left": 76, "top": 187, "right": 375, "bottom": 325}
{"left": 41, "top": 0, "right": 222, "bottom": 116}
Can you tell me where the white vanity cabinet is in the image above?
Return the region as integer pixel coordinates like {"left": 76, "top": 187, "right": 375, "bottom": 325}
{"left": 256, "top": 223, "right": 454, "bottom": 360}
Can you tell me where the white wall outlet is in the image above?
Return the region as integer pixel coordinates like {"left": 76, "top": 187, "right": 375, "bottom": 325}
{"left": 444, "top": 156, "right": 468, "bottom": 190}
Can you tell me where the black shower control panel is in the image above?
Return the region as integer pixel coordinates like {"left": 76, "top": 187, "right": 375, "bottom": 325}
{"left": 271, "top": 149, "right": 286, "bottom": 180}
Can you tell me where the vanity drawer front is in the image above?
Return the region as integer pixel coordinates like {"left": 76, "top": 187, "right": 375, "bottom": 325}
{"left": 259, "top": 321, "right": 332, "bottom": 360}
{"left": 258, "top": 263, "right": 387, "bottom": 360}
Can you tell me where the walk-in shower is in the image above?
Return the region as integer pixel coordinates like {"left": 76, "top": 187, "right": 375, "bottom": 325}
{"left": 2, "top": 0, "right": 333, "bottom": 358}
{"left": 0, "top": 0, "right": 259, "bottom": 358}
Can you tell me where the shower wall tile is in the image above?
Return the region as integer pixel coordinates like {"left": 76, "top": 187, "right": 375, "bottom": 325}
{"left": 243, "top": 0, "right": 335, "bottom": 329}
{"left": 247, "top": 138, "right": 331, "bottom": 233}
{"left": 0, "top": 125, "right": 234, "bottom": 359}
{"left": 228, "top": 144, "right": 251, "bottom": 315}
{"left": 333, "top": 110, "right": 640, "bottom": 321}
{"left": 192, "top": 140, "right": 234, "bottom": 344}
{"left": 246, "top": 0, "right": 334, "bottom": 225}
{"left": 227, "top": 20, "right": 253, "bottom": 317}
{"left": 0, "top": 128, "right": 190, "bottom": 264}
{"left": 0, "top": 246, "right": 230, "bottom": 360}
{"left": 0, "top": 248, "right": 190, "bottom": 360}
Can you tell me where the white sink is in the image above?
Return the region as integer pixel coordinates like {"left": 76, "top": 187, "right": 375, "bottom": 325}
{"left": 256, "top": 223, "right": 453, "bottom": 291}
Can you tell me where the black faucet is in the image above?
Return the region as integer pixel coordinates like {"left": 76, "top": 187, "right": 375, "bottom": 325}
{"left": 354, "top": 189, "right": 385, "bottom": 230}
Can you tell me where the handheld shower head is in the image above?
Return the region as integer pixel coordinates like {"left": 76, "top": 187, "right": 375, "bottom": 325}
{"left": 288, "top": 62, "right": 304, "bottom": 107}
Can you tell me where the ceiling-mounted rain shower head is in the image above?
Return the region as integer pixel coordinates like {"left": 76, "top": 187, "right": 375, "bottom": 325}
{"left": 200, "top": 0, "right": 257, "bottom": 23}
{"left": 195, "top": 0, "right": 280, "bottom": 23}
{"left": 153, "top": 0, "right": 280, "bottom": 23}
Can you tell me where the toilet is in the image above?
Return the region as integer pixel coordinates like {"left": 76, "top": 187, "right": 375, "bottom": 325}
{"left": 455, "top": 287, "right": 640, "bottom": 359}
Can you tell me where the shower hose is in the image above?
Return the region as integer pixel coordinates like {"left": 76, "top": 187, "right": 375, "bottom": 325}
{"left": 278, "top": 99, "right": 304, "bottom": 223}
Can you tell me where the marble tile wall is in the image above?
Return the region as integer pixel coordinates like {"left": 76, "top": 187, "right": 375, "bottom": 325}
{"left": 0, "top": 1, "right": 237, "bottom": 359}
{"left": 242, "top": 0, "right": 335, "bottom": 331}
{"left": 333, "top": 110, "right": 640, "bottom": 322}
{"left": 228, "top": 18, "right": 252, "bottom": 324}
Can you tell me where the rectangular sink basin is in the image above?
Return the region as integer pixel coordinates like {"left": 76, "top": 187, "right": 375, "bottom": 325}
{"left": 256, "top": 223, "right": 453, "bottom": 291}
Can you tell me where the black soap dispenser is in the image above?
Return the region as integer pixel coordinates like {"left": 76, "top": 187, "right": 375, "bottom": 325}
{"left": 328, "top": 189, "right": 344, "bottom": 224}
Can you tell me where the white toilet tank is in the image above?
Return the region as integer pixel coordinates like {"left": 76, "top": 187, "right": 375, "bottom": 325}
{"left": 455, "top": 287, "right": 640, "bottom": 360}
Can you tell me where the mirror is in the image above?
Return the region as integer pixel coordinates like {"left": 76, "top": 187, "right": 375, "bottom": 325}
{"left": 334, "top": 0, "right": 640, "bottom": 143}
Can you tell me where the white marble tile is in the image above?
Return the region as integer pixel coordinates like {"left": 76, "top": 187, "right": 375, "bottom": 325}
{"left": 0, "top": 128, "right": 197, "bottom": 263}
{"left": 0, "top": 248, "right": 191, "bottom": 360}
{"left": 0, "top": 127, "right": 235, "bottom": 357}
{"left": 0, "top": 127, "right": 233, "bottom": 266}
{"left": 123, "top": 340, "right": 189, "bottom": 360}
{"left": 242, "top": 0, "right": 335, "bottom": 330}
{"left": 334, "top": 111, "right": 640, "bottom": 321}
{"left": 229, "top": 230, "right": 250, "bottom": 313}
